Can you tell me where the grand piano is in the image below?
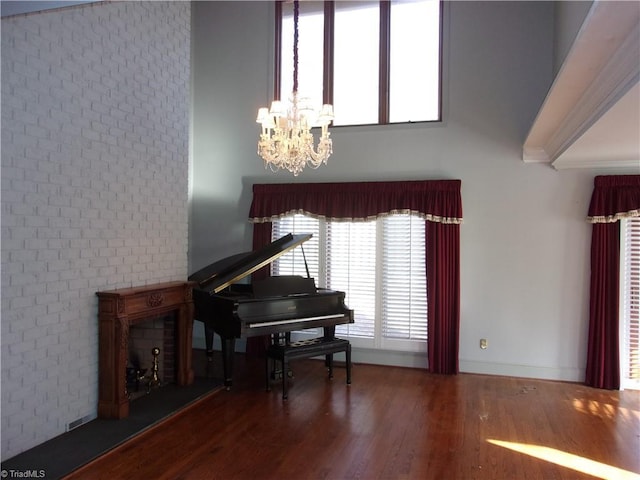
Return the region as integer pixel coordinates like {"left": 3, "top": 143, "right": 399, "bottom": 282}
{"left": 188, "top": 233, "right": 354, "bottom": 388}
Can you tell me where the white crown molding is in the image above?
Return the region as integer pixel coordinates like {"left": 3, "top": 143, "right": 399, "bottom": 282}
{"left": 523, "top": 1, "right": 640, "bottom": 167}
{"left": 522, "top": 146, "right": 550, "bottom": 164}
{"left": 552, "top": 157, "right": 640, "bottom": 170}
{"left": 0, "top": 1, "right": 95, "bottom": 18}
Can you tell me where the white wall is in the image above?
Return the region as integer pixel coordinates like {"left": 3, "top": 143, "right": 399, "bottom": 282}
{"left": 1, "top": 1, "right": 191, "bottom": 460}
{"left": 191, "top": 1, "right": 639, "bottom": 379}
{"left": 553, "top": 1, "right": 593, "bottom": 75}
{"left": 190, "top": 0, "right": 274, "bottom": 272}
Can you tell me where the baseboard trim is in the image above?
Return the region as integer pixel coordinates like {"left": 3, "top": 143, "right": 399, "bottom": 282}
{"left": 459, "top": 359, "right": 584, "bottom": 383}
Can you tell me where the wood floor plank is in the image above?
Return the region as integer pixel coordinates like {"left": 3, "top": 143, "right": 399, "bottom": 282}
{"left": 64, "top": 353, "right": 640, "bottom": 480}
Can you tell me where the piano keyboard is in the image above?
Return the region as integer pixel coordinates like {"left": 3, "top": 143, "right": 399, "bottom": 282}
{"left": 248, "top": 313, "right": 346, "bottom": 329}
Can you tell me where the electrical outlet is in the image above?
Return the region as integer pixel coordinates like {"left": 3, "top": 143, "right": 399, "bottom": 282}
{"left": 480, "top": 338, "right": 488, "bottom": 349}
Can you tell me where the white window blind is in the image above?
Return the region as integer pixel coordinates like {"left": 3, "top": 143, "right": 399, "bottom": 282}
{"left": 328, "top": 221, "right": 377, "bottom": 338}
{"left": 621, "top": 217, "right": 640, "bottom": 390}
{"left": 381, "top": 215, "right": 428, "bottom": 341}
{"left": 271, "top": 215, "right": 320, "bottom": 281}
{"left": 270, "top": 213, "right": 427, "bottom": 352}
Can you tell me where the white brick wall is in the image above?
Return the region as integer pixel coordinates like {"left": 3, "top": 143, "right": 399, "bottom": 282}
{"left": 1, "top": 1, "right": 191, "bottom": 460}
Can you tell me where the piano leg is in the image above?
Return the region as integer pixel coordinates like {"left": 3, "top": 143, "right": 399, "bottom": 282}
{"left": 220, "top": 337, "right": 235, "bottom": 389}
{"left": 204, "top": 322, "right": 215, "bottom": 360}
{"left": 323, "top": 325, "right": 336, "bottom": 339}
{"left": 323, "top": 325, "right": 336, "bottom": 369}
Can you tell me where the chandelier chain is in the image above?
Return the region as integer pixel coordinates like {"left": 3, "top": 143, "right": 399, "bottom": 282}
{"left": 293, "top": 0, "right": 299, "bottom": 93}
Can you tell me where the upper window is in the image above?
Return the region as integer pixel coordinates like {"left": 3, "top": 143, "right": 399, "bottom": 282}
{"left": 277, "top": 0, "right": 442, "bottom": 126}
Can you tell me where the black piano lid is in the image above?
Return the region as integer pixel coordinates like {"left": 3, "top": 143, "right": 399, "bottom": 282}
{"left": 188, "top": 233, "right": 312, "bottom": 294}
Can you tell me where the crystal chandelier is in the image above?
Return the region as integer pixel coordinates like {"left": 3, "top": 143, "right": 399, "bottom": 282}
{"left": 256, "top": 0, "right": 334, "bottom": 176}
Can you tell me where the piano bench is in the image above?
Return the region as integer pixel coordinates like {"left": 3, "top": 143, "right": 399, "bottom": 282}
{"left": 265, "top": 337, "right": 352, "bottom": 400}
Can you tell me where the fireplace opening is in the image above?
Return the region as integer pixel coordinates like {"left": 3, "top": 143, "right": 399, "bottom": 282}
{"left": 127, "top": 314, "right": 176, "bottom": 400}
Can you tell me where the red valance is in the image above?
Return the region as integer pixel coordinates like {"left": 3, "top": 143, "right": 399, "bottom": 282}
{"left": 249, "top": 180, "right": 463, "bottom": 224}
{"left": 587, "top": 175, "right": 640, "bottom": 224}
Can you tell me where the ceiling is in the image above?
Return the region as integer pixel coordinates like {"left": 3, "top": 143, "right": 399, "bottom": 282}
{"left": 523, "top": 0, "right": 640, "bottom": 170}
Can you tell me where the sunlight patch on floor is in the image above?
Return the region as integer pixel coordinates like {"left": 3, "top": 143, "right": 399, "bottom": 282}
{"left": 487, "top": 439, "right": 640, "bottom": 480}
{"left": 572, "top": 398, "right": 640, "bottom": 421}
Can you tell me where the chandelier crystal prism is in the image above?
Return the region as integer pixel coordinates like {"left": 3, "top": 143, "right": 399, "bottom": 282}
{"left": 256, "top": 0, "right": 334, "bottom": 176}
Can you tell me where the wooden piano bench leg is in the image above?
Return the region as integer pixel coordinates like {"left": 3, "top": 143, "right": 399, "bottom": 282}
{"left": 265, "top": 355, "right": 271, "bottom": 392}
{"left": 346, "top": 343, "right": 352, "bottom": 385}
{"left": 282, "top": 359, "right": 289, "bottom": 400}
{"left": 326, "top": 353, "right": 334, "bottom": 379}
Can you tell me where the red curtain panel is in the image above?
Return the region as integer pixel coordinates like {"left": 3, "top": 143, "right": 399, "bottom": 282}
{"left": 586, "top": 175, "right": 640, "bottom": 389}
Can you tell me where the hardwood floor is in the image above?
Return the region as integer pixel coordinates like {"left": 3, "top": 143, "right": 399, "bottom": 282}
{"left": 65, "top": 353, "right": 640, "bottom": 480}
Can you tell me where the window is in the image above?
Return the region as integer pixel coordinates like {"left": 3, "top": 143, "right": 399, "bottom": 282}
{"left": 277, "top": 0, "right": 442, "bottom": 126}
{"left": 271, "top": 213, "right": 427, "bottom": 352}
{"left": 620, "top": 217, "right": 640, "bottom": 390}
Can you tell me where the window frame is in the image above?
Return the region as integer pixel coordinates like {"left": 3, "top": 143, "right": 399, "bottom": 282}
{"left": 620, "top": 217, "right": 640, "bottom": 390}
{"left": 270, "top": 213, "right": 428, "bottom": 354}
{"left": 273, "top": 0, "right": 444, "bottom": 127}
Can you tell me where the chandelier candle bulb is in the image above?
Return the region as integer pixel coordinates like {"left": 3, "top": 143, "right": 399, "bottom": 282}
{"left": 270, "top": 101, "right": 285, "bottom": 117}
